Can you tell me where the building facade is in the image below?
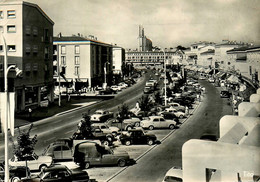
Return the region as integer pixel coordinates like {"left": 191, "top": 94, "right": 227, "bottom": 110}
{"left": 138, "top": 25, "right": 153, "bottom": 51}
{"left": 112, "top": 46, "right": 125, "bottom": 75}
{"left": 53, "top": 35, "right": 113, "bottom": 89}
{"left": 0, "top": 1, "right": 54, "bottom": 111}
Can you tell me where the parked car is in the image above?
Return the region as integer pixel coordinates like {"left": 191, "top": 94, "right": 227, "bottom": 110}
{"left": 167, "top": 102, "right": 185, "bottom": 112}
{"left": 110, "top": 85, "right": 122, "bottom": 92}
{"left": 91, "top": 123, "right": 119, "bottom": 136}
{"left": 119, "top": 129, "right": 157, "bottom": 146}
{"left": 140, "top": 116, "right": 177, "bottom": 130}
{"left": 162, "top": 166, "right": 183, "bottom": 182}
{"left": 74, "top": 141, "right": 131, "bottom": 169}
{"left": 90, "top": 109, "right": 114, "bottom": 122}
{"left": 164, "top": 108, "right": 186, "bottom": 119}
{"left": 118, "top": 82, "right": 128, "bottom": 89}
{"left": 9, "top": 153, "right": 53, "bottom": 171}
{"left": 42, "top": 139, "right": 73, "bottom": 161}
{"left": 0, "top": 165, "right": 30, "bottom": 182}
{"left": 160, "top": 112, "right": 180, "bottom": 124}
{"left": 220, "top": 90, "right": 231, "bottom": 98}
{"left": 106, "top": 117, "right": 141, "bottom": 131}
{"left": 99, "top": 88, "right": 117, "bottom": 95}
{"left": 208, "top": 77, "right": 215, "bottom": 83}
{"left": 20, "top": 164, "right": 89, "bottom": 182}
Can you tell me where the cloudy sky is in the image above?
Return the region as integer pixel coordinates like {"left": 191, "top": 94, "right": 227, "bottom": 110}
{"left": 26, "top": 0, "right": 260, "bottom": 49}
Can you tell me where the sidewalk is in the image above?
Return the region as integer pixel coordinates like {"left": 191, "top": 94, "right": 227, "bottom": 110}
{"left": 15, "top": 96, "right": 101, "bottom": 128}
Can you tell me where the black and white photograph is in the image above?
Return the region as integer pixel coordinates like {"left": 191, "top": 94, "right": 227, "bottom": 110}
{"left": 0, "top": 0, "right": 259, "bottom": 181}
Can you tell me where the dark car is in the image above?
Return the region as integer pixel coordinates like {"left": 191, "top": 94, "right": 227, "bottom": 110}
{"left": 0, "top": 165, "right": 30, "bottom": 182}
{"left": 160, "top": 112, "right": 180, "bottom": 124}
{"left": 119, "top": 129, "right": 157, "bottom": 146}
{"left": 20, "top": 164, "right": 89, "bottom": 182}
{"left": 99, "top": 88, "right": 117, "bottom": 95}
{"left": 220, "top": 90, "right": 231, "bottom": 98}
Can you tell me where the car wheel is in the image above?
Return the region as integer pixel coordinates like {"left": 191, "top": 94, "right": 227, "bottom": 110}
{"left": 147, "top": 139, "right": 154, "bottom": 146}
{"left": 112, "top": 131, "right": 117, "bottom": 136}
{"left": 148, "top": 125, "right": 154, "bottom": 130}
{"left": 179, "top": 115, "right": 184, "bottom": 119}
{"left": 126, "top": 126, "right": 132, "bottom": 131}
{"left": 135, "top": 122, "right": 140, "bottom": 127}
{"left": 103, "top": 140, "right": 109, "bottom": 146}
{"left": 118, "top": 159, "right": 126, "bottom": 167}
{"left": 125, "top": 140, "right": 131, "bottom": 146}
{"left": 39, "top": 164, "right": 47, "bottom": 171}
{"left": 11, "top": 177, "right": 20, "bottom": 182}
{"left": 169, "top": 124, "right": 175, "bottom": 130}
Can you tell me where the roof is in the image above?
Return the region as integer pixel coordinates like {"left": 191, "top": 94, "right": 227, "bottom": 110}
{"left": 200, "top": 49, "right": 215, "bottom": 55}
{"left": 44, "top": 165, "right": 67, "bottom": 172}
{"left": 0, "top": 0, "right": 54, "bottom": 25}
{"left": 226, "top": 46, "right": 250, "bottom": 53}
{"left": 53, "top": 36, "right": 112, "bottom": 46}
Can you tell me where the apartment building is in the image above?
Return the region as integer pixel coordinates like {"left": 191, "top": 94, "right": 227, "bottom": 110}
{"left": 53, "top": 35, "right": 113, "bottom": 88}
{"left": 112, "top": 46, "right": 125, "bottom": 75}
{"left": 0, "top": 1, "right": 54, "bottom": 111}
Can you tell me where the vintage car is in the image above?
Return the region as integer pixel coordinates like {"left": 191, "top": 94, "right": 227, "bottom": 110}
{"left": 106, "top": 117, "right": 141, "bottom": 131}
{"left": 9, "top": 153, "right": 53, "bottom": 171}
{"left": 164, "top": 108, "right": 186, "bottom": 119}
{"left": 20, "top": 164, "right": 89, "bottom": 182}
{"left": 0, "top": 165, "right": 30, "bottom": 182}
{"left": 74, "top": 141, "right": 131, "bottom": 169}
{"left": 167, "top": 102, "right": 185, "bottom": 112}
{"left": 91, "top": 123, "right": 119, "bottom": 136}
{"left": 140, "top": 116, "right": 177, "bottom": 130}
{"left": 90, "top": 109, "right": 114, "bottom": 122}
{"left": 119, "top": 129, "right": 157, "bottom": 146}
{"left": 162, "top": 166, "right": 183, "bottom": 182}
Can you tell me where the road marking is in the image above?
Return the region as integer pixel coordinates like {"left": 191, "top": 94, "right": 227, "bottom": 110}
{"left": 65, "top": 130, "right": 74, "bottom": 135}
{"left": 45, "top": 137, "right": 56, "bottom": 142}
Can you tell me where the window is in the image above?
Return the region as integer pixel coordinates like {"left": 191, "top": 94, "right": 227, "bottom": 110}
{"left": 7, "top": 10, "right": 16, "bottom": 18}
{"left": 75, "top": 66, "right": 79, "bottom": 75}
{"left": 25, "top": 25, "right": 31, "bottom": 35}
{"left": 44, "top": 29, "right": 49, "bottom": 42}
{"left": 75, "top": 56, "right": 80, "bottom": 65}
{"left": 32, "top": 63, "right": 38, "bottom": 71}
{"left": 75, "top": 45, "right": 80, "bottom": 54}
{"left": 61, "top": 46, "right": 66, "bottom": 54}
{"left": 7, "top": 45, "right": 16, "bottom": 52}
{"left": 61, "top": 56, "right": 66, "bottom": 65}
{"left": 25, "top": 45, "right": 31, "bottom": 53}
{"left": 0, "top": 45, "right": 2, "bottom": 51}
{"left": 0, "top": 11, "right": 3, "bottom": 19}
{"left": 249, "top": 66, "right": 252, "bottom": 75}
{"left": 33, "top": 45, "right": 38, "bottom": 53}
{"left": 61, "top": 67, "right": 66, "bottom": 74}
{"left": 0, "top": 26, "right": 3, "bottom": 33}
{"left": 44, "top": 47, "right": 49, "bottom": 59}
{"left": 32, "top": 27, "right": 38, "bottom": 36}
{"left": 7, "top": 25, "right": 16, "bottom": 33}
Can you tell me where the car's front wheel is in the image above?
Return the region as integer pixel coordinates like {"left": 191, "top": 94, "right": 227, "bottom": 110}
{"left": 126, "top": 126, "right": 132, "bottom": 131}
{"left": 80, "top": 162, "right": 90, "bottom": 169}
{"left": 125, "top": 140, "right": 131, "bottom": 146}
{"left": 39, "top": 164, "right": 47, "bottom": 171}
{"left": 11, "top": 176, "right": 20, "bottom": 182}
{"left": 148, "top": 125, "right": 154, "bottom": 130}
{"left": 169, "top": 124, "right": 175, "bottom": 130}
{"left": 179, "top": 115, "right": 184, "bottom": 119}
{"left": 118, "top": 159, "right": 126, "bottom": 167}
{"left": 147, "top": 139, "right": 154, "bottom": 146}
{"left": 135, "top": 122, "right": 140, "bottom": 127}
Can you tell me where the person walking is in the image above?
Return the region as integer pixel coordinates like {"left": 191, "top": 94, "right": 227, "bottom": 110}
{"left": 28, "top": 108, "right": 32, "bottom": 121}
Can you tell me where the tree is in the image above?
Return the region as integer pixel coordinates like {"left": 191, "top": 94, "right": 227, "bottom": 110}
{"left": 139, "top": 95, "right": 153, "bottom": 116}
{"left": 154, "top": 92, "right": 163, "bottom": 105}
{"left": 79, "top": 113, "right": 93, "bottom": 138}
{"left": 176, "top": 45, "right": 187, "bottom": 51}
{"left": 10, "top": 124, "right": 37, "bottom": 160}
{"left": 117, "top": 104, "right": 130, "bottom": 131}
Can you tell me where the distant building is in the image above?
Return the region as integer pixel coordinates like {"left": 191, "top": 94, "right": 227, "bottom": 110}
{"left": 199, "top": 49, "right": 215, "bottom": 68}
{"left": 0, "top": 1, "right": 54, "bottom": 111}
{"left": 138, "top": 25, "right": 153, "bottom": 51}
{"left": 53, "top": 35, "right": 113, "bottom": 89}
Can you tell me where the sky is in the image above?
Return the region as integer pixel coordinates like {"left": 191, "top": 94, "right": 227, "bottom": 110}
{"left": 24, "top": 0, "right": 260, "bottom": 49}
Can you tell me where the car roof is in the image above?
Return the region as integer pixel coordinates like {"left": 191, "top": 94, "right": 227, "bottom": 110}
{"left": 149, "top": 116, "right": 163, "bottom": 119}
{"left": 44, "top": 165, "right": 68, "bottom": 172}
{"left": 165, "top": 167, "right": 183, "bottom": 178}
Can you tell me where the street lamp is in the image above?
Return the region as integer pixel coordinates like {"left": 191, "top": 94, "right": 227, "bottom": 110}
{"left": 104, "top": 61, "right": 110, "bottom": 85}
{"left": 159, "top": 48, "right": 167, "bottom": 106}
{"left": 1, "top": 31, "right": 22, "bottom": 182}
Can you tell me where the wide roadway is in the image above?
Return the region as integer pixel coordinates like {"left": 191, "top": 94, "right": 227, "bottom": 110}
{"left": 109, "top": 80, "right": 233, "bottom": 182}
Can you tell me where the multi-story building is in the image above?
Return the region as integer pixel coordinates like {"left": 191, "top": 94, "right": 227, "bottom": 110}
{"left": 246, "top": 46, "right": 260, "bottom": 86}
{"left": 125, "top": 49, "right": 183, "bottom": 67}
{"left": 0, "top": 1, "right": 54, "bottom": 111}
{"left": 138, "top": 25, "right": 153, "bottom": 51}
{"left": 199, "top": 49, "right": 215, "bottom": 68}
{"left": 112, "top": 46, "right": 125, "bottom": 75}
{"left": 53, "top": 35, "right": 113, "bottom": 89}
{"left": 214, "top": 40, "right": 247, "bottom": 71}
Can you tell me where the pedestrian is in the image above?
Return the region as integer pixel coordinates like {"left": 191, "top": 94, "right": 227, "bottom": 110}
{"left": 185, "top": 106, "right": 189, "bottom": 115}
{"left": 28, "top": 108, "right": 32, "bottom": 121}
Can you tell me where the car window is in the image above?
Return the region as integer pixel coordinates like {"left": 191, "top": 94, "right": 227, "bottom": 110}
{"left": 54, "top": 146, "right": 62, "bottom": 151}
{"left": 62, "top": 146, "right": 70, "bottom": 151}
{"left": 153, "top": 118, "right": 159, "bottom": 122}
{"left": 101, "top": 125, "right": 107, "bottom": 129}
{"left": 160, "top": 118, "right": 165, "bottom": 122}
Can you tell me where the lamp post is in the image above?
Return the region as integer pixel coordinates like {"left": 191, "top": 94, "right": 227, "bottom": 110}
{"left": 104, "top": 61, "right": 110, "bottom": 85}
{"left": 160, "top": 48, "right": 167, "bottom": 106}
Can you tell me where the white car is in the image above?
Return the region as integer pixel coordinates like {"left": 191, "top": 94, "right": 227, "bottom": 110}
{"left": 140, "top": 116, "right": 176, "bottom": 130}
{"left": 9, "top": 153, "right": 53, "bottom": 171}
{"left": 118, "top": 82, "right": 128, "bottom": 89}
{"left": 91, "top": 123, "right": 119, "bottom": 136}
{"left": 110, "top": 85, "right": 122, "bottom": 91}
{"left": 162, "top": 166, "right": 183, "bottom": 182}
{"left": 90, "top": 109, "right": 114, "bottom": 122}
{"left": 167, "top": 102, "right": 185, "bottom": 112}
{"left": 164, "top": 108, "right": 186, "bottom": 118}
